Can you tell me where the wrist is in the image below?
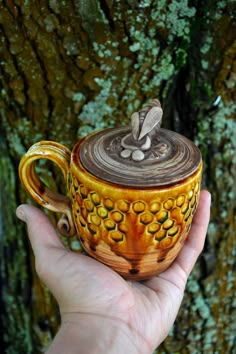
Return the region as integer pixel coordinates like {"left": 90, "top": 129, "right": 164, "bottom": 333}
{"left": 46, "top": 312, "right": 153, "bottom": 354}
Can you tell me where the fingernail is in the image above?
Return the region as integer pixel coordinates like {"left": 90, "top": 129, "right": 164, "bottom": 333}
{"left": 207, "top": 191, "right": 212, "bottom": 204}
{"left": 16, "top": 206, "right": 26, "bottom": 222}
{"left": 204, "top": 191, "right": 212, "bottom": 206}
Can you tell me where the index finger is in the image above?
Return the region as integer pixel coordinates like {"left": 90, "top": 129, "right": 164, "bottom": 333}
{"left": 16, "top": 204, "right": 64, "bottom": 258}
{"left": 174, "top": 189, "right": 211, "bottom": 277}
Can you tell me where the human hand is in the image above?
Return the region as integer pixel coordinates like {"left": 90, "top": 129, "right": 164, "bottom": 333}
{"left": 16, "top": 190, "right": 211, "bottom": 354}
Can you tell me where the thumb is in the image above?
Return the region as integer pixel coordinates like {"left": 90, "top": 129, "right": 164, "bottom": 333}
{"left": 16, "top": 204, "right": 65, "bottom": 260}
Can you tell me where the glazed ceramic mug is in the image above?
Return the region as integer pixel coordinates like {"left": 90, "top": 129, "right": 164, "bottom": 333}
{"left": 19, "top": 99, "right": 202, "bottom": 280}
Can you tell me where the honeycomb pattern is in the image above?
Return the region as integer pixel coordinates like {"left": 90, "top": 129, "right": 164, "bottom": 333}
{"left": 70, "top": 176, "right": 200, "bottom": 258}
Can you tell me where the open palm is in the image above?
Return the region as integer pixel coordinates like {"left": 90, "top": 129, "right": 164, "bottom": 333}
{"left": 17, "top": 190, "right": 211, "bottom": 353}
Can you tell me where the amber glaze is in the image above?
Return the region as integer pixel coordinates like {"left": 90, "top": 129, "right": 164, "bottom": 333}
{"left": 71, "top": 140, "right": 202, "bottom": 280}
{"left": 19, "top": 139, "right": 202, "bottom": 280}
{"left": 19, "top": 99, "right": 203, "bottom": 280}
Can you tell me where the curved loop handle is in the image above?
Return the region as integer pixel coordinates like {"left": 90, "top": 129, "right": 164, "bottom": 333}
{"left": 19, "top": 141, "right": 76, "bottom": 236}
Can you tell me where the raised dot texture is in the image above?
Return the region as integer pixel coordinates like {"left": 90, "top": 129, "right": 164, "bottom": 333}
{"left": 90, "top": 192, "right": 101, "bottom": 206}
{"left": 90, "top": 214, "right": 101, "bottom": 226}
{"left": 157, "top": 211, "right": 168, "bottom": 223}
{"left": 104, "top": 219, "right": 116, "bottom": 230}
{"left": 163, "top": 198, "right": 174, "bottom": 210}
{"left": 104, "top": 198, "right": 114, "bottom": 210}
{"left": 176, "top": 195, "right": 185, "bottom": 207}
{"left": 117, "top": 200, "right": 130, "bottom": 212}
{"left": 84, "top": 200, "right": 94, "bottom": 212}
{"left": 110, "top": 231, "right": 124, "bottom": 242}
{"left": 163, "top": 219, "right": 174, "bottom": 230}
{"left": 150, "top": 202, "right": 161, "bottom": 214}
{"left": 97, "top": 206, "right": 108, "bottom": 219}
{"left": 133, "top": 201, "right": 145, "bottom": 214}
{"left": 140, "top": 213, "right": 154, "bottom": 225}
{"left": 80, "top": 185, "right": 88, "bottom": 198}
{"left": 111, "top": 211, "right": 123, "bottom": 223}
{"left": 148, "top": 223, "right": 160, "bottom": 234}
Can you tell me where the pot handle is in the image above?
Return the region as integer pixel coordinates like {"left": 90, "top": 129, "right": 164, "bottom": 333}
{"left": 19, "top": 141, "right": 76, "bottom": 236}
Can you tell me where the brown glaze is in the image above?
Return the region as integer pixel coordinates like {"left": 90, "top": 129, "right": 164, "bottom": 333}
{"left": 79, "top": 99, "right": 201, "bottom": 188}
{"left": 79, "top": 127, "right": 201, "bottom": 187}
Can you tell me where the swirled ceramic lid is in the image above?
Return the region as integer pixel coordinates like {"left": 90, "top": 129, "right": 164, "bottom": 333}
{"left": 79, "top": 99, "right": 201, "bottom": 188}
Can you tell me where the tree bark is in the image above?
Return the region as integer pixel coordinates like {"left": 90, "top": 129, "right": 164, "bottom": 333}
{"left": 0, "top": 1, "right": 235, "bottom": 353}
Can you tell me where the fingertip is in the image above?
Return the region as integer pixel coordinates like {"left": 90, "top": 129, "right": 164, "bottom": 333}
{"left": 16, "top": 204, "right": 64, "bottom": 254}
{"left": 169, "top": 190, "right": 211, "bottom": 278}
{"left": 200, "top": 190, "right": 211, "bottom": 205}
{"left": 16, "top": 204, "right": 26, "bottom": 222}
{"left": 194, "top": 190, "right": 211, "bottom": 225}
{"left": 16, "top": 204, "right": 47, "bottom": 224}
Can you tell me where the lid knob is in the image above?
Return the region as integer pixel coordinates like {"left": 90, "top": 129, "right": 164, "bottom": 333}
{"left": 121, "top": 99, "right": 164, "bottom": 161}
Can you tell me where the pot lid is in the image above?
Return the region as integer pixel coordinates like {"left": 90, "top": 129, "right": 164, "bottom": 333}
{"left": 79, "top": 99, "right": 201, "bottom": 188}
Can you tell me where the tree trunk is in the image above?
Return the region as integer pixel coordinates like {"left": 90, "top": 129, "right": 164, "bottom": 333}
{"left": 0, "top": 1, "right": 235, "bottom": 353}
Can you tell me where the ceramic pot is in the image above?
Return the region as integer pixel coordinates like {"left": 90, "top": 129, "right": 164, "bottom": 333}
{"left": 19, "top": 99, "right": 202, "bottom": 280}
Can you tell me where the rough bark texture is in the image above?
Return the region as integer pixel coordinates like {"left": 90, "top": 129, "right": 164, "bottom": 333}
{"left": 0, "top": 1, "right": 235, "bottom": 353}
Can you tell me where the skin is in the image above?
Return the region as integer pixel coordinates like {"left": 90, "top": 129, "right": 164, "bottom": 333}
{"left": 16, "top": 190, "right": 211, "bottom": 354}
